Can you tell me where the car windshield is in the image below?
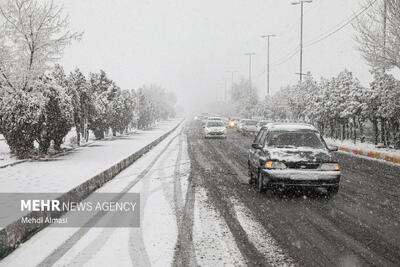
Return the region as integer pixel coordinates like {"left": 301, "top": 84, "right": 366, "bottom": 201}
{"left": 207, "top": 121, "right": 224, "bottom": 127}
{"left": 245, "top": 120, "right": 258, "bottom": 125}
{"left": 259, "top": 121, "right": 268, "bottom": 126}
{"left": 266, "top": 130, "right": 326, "bottom": 149}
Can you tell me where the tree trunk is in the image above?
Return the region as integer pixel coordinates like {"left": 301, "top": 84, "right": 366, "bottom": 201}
{"left": 373, "top": 117, "right": 379, "bottom": 145}
{"left": 340, "top": 124, "right": 344, "bottom": 141}
{"left": 358, "top": 118, "right": 364, "bottom": 143}
{"left": 76, "top": 126, "right": 81, "bottom": 146}
{"left": 381, "top": 117, "right": 386, "bottom": 146}
{"left": 54, "top": 138, "right": 63, "bottom": 151}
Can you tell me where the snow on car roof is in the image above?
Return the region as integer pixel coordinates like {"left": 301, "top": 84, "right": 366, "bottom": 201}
{"left": 267, "top": 123, "right": 317, "bottom": 132}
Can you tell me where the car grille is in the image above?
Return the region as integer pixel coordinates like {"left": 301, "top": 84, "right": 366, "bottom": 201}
{"left": 209, "top": 132, "right": 224, "bottom": 135}
{"left": 285, "top": 162, "right": 320, "bottom": 169}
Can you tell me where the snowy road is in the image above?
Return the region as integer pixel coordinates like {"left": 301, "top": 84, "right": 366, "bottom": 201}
{"left": 1, "top": 121, "right": 400, "bottom": 266}
{"left": 184, "top": 121, "right": 400, "bottom": 267}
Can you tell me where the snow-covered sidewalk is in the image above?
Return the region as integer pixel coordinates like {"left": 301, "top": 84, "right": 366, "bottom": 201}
{"left": 0, "top": 119, "right": 181, "bottom": 194}
{"left": 326, "top": 137, "right": 400, "bottom": 164}
{"left": 0, "top": 119, "right": 181, "bottom": 234}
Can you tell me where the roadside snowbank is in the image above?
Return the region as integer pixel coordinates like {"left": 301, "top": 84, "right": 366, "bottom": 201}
{"left": 326, "top": 138, "right": 400, "bottom": 164}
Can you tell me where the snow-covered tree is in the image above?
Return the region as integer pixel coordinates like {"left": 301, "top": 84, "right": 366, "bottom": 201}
{"left": 67, "top": 68, "right": 91, "bottom": 144}
{"left": 0, "top": 90, "right": 45, "bottom": 158}
{"left": 354, "top": 0, "right": 400, "bottom": 71}
{"left": 370, "top": 71, "right": 400, "bottom": 146}
{"left": 230, "top": 78, "right": 259, "bottom": 118}
{"left": 35, "top": 75, "right": 73, "bottom": 152}
{"left": 287, "top": 73, "right": 318, "bottom": 120}
{"left": 0, "top": 0, "right": 82, "bottom": 90}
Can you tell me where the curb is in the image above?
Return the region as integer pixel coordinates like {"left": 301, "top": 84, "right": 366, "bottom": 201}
{"left": 0, "top": 120, "right": 182, "bottom": 259}
{"left": 0, "top": 131, "right": 131, "bottom": 169}
{"left": 334, "top": 145, "right": 400, "bottom": 164}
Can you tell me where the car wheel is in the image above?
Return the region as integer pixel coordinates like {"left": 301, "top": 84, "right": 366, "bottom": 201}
{"left": 258, "top": 172, "right": 266, "bottom": 193}
{"left": 327, "top": 185, "right": 339, "bottom": 196}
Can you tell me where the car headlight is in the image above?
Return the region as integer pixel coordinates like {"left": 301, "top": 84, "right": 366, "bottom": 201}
{"left": 266, "top": 161, "right": 287, "bottom": 169}
{"left": 320, "top": 163, "right": 340, "bottom": 171}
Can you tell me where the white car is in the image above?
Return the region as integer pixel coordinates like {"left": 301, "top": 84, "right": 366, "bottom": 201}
{"left": 207, "top": 117, "right": 223, "bottom": 122}
{"left": 204, "top": 121, "right": 227, "bottom": 139}
{"left": 237, "top": 119, "right": 247, "bottom": 132}
{"left": 256, "top": 120, "right": 270, "bottom": 131}
{"left": 241, "top": 120, "right": 259, "bottom": 135}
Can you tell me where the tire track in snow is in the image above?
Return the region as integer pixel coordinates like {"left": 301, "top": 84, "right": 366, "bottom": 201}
{"left": 186, "top": 130, "right": 267, "bottom": 265}
{"left": 37, "top": 130, "right": 181, "bottom": 267}
{"left": 230, "top": 198, "right": 296, "bottom": 267}
{"left": 173, "top": 131, "right": 184, "bottom": 223}
{"left": 172, "top": 125, "right": 199, "bottom": 266}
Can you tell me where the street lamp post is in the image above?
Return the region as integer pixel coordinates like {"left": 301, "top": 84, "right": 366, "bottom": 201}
{"left": 226, "top": 70, "right": 237, "bottom": 102}
{"left": 244, "top": 53, "right": 256, "bottom": 94}
{"left": 261, "top": 34, "right": 276, "bottom": 95}
{"left": 292, "top": 0, "right": 312, "bottom": 83}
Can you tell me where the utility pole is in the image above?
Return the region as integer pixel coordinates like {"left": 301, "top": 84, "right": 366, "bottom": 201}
{"left": 244, "top": 53, "right": 256, "bottom": 94}
{"left": 261, "top": 34, "right": 276, "bottom": 95}
{"left": 224, "top": 78, "right": 227, "bottom": 102}
{"left": 226, "top": 70, "right": 237, "bottom": 101}
{"left": 292, "top": 0, "right": 312, "bottom": 83}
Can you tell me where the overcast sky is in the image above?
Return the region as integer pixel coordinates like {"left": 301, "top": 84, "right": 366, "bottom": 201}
{"left": 60, "top": 0, "right": 371, "bottom": 111}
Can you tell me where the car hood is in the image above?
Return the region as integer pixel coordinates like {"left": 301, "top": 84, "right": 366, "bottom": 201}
{"left": 267, "top": 147, "right": 332, "bottom": 163}
{"left": 206, "top": 127, "right": 225, "bottom": 131}
{"left": 243, "top": 125, "right": 257, "bottom": 129}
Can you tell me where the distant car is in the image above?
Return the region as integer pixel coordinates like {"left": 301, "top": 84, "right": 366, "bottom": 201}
{"left": 201, "top": 116, "right": 209, "bottom": 126}
{"left": 204, "top": 120, "right": 227, "bottom": 139}
{"left": 256, "top": 120, "right": 269, "bottom": 130}
{"left": 228, "top": 117, "right": 241, "bottom": 128}
{"left": 241, "top": 120, "right": 259, "bottom": 136}
{"left": 207, "top": 117, "right": 223, "bottom": 121}
{"left": 248, "top": 123, "right": 340, "bottom": 195}
{"left": 237, "top": 119, "right": 246, "bottom": 132}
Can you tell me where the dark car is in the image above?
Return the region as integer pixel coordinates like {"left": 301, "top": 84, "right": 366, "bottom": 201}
{"left": 248, "top": 123, "right": 340, "bottom": 195}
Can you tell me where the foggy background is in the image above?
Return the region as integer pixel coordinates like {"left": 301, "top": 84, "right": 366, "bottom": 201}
{"left": 59, "top": 0, "right": 370, "bottom": 112}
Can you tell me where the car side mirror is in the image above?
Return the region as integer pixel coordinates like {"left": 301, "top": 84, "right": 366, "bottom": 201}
{"left": 328, "top": 146, "right": 338, "bottom": 152}
{"left": 252, "top": 143, "right": 262, "bottom": 149}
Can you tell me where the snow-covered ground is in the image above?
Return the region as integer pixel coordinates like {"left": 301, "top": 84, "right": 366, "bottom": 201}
{"left": 0, "top": 122, "right": 187, "bottom": 266}
{"left": 0, "top": 119, "right": 181, "bottom": 229}
{"left": 0, "top": 122, "right": 256, "bottom": 267}
{"left": 326, "top": 137, "right": 400, "bottom": 158}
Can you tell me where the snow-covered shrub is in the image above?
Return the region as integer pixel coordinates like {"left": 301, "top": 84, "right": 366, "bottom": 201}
{"left": 34, "top": 76, "right": 74, "bottom": 152}
{"left": 0, "top": 90, "right": 45, "bottom": 158}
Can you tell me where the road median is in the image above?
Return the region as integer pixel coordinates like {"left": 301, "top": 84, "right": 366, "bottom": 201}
{"left": 0, "top": 119, "right": 183, "bottom": 259}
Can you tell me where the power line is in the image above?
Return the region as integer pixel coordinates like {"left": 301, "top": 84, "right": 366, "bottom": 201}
{"left": 272, "top": 48, "right": 300, "bottom": 66}
{"left": 269, "top": 0, "right": 377, "bottom": 67}
{"left": 304, "top": 0, "right": 378, "bottom": 48}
